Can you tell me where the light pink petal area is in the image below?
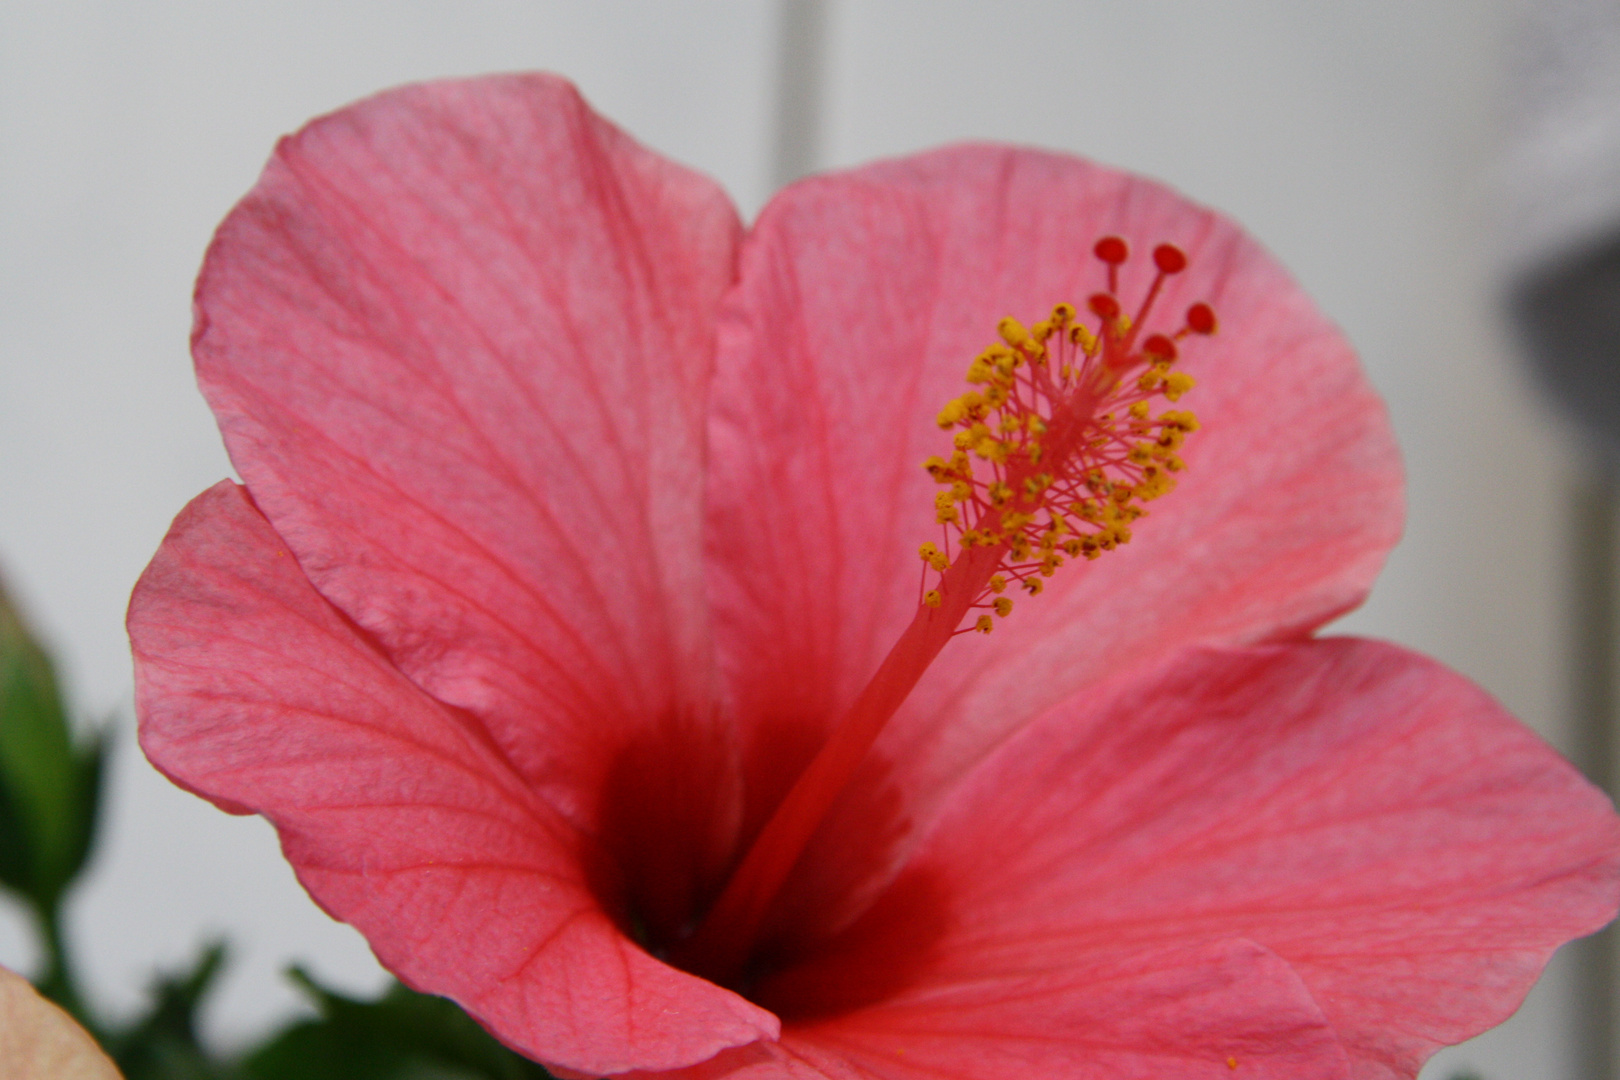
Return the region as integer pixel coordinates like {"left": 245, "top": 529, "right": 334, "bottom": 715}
{"left": 783, "top": 639, "right": 1618, "bottom": 1080}
{"left": 194, "top": 74, "right": 743, "bottom": 853}
{"left": 129, "top": 483, "right": 778, "bottom": 1075}
{"left": 705, "top": 145, "right": 1402, "bottom": 902}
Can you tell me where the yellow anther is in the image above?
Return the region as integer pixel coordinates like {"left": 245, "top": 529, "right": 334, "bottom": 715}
{"left": 1023, "top": 577, "right": 1044, "bottom": 595}
{"left": 974, "top": 615, "right": 994, "bottom": 634}
{"left": 1031, "top": 320, "right": 1053, "bottom": 343}
{"left": 950, "top": 480, "right": 973, "bottom": 503}
{"left": 985, "top": 384, "right": 1009, "bottom": 407}
{"left": 989, "top": 573, "right": 1007, "bottom": 593}
{"left": 918, "top": 541, "right": 949, "bottom": 572}
{"left": 1027, "top": 415, "right": 1047, "bottom": 435}
{"left": 1164, "top": 454, "right": 1186, "bottom": 472}
{"left": 1161, "top": 410, "right": 1199, "bottom": 431}
{"left": 1138, "top": 365, "right": 1167, "bottom": 392}
{"left": 1069, "top": 323, "right": 1097, "bottom": 353}
{"left": 1051, "top": 302, "right": 1075, "bottom": 326}
{"left": 998, "top": 317, "right": 1031, "bottom": 349}
{"left": 993, "top": 597, "right": 1014, "bottom": 617}
{"left": 988, "top": 481, "right": 1012, "bottom": 506}
{"left": 937, "top": 399, "right": 967, "bottom": 428}
{"left": 965, "top": 359, "right": 993, "bottom": 384}
{"left": 1163, "top": 372, "right": 1195, "bottom": 401}
{"left": 1128, "top": 401, "right": 1151, "bottom": 420}
{"left": 1128, "top": 444, "right": 1154, "bottom": 465}
{"left": 923, "top": 589, "right": 942, "bottom": 608}
{"left": 922, "top": 455, "right": 951, "bottom": 480}
{"left": 1001, "top": 511, "right": 1034, "bottom": 531}
{"left": 1138, "top": 466, "right": 1175, "bottom": 500}
{"left": 953, "top": 429, "right": 975, "bottom": 450}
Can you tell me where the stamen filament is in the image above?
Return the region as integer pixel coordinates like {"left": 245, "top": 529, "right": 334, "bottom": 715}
{"left": 674, "top": 543, "right": 1004, "bottom": 984}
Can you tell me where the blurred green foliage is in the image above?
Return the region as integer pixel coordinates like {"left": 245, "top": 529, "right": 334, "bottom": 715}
{"left": 0, "top": 575, "right": 106, "bottom": 1017}
{"left": 0, "top": 574, "right": 554, "bottom": 1079}
{"left": 243, "top": 970, "right": 551, "bottom": 1080}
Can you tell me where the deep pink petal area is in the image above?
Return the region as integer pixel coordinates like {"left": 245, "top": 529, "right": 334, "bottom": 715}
{"left": 821, "top": 639, "right": 1619, "bottom": 1080}
{"left": 129, "top": 483, "right": 779, "bottom": 1074}
{"left": 704, "top": 144, "right": 1402, "bottom": 912}
{"left": 193, "top": 74, "right": 744, "bottom": 864}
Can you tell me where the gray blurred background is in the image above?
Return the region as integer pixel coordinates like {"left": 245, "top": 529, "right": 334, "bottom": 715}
{"left": 0, "top": 1, "right": 1610, "bottom": 1076}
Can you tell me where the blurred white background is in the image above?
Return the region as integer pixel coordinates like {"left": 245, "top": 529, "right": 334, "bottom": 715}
{"left": 0, "top": 1, "right": 1593, "bottom": 1077}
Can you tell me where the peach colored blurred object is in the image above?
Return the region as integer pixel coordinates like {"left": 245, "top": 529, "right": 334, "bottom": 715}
{"left": 0, "top": 965, "right": 119, "bottom": 1079}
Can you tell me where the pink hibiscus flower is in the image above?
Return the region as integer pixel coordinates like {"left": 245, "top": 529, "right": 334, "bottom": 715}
{"left": 128, "top": 74, "right": 1620, "bottom": 1080}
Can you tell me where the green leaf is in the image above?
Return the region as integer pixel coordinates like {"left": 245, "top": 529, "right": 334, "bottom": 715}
{"left": 0, "top": 576, "right": 105, "bottom": 912}
{"left": 106, "top": 940, "right": 238, "bottom": 1080}
{"left": 242, "top": 970, "right": 553, "bottom": 1080}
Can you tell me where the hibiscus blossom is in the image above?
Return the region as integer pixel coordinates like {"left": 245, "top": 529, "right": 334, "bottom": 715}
{"left": 129, "top": 74, "right": 1620, "bottom": 1080}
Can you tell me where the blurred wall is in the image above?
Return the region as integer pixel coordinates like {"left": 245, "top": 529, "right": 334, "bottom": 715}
{"left": 0, "top": 1, "right": 1580, "bottom": 1076}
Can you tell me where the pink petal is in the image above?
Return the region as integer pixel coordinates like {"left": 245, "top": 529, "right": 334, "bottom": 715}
{"left": 630, "top": 941, "right": 1349, "bottom": 1080}
{"left": 129, "top": 483, "right": 778, "bottom": 1074}
{"left": 792, "top": 939, "right": 1349, "bottom": 1080}
{"left": 705, "top": 143, "right": 1402, "bottom": 925}
{"left": 763, "top": 639, "right": 1619, "bottom": 1080}
{"left": 192, "top": 74, "right": 746, "bottom": 909}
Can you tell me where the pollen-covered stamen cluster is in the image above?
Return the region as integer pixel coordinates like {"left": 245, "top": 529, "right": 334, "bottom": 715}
{"left": 919, "top": 236, "right": 1218, "bottom": 633}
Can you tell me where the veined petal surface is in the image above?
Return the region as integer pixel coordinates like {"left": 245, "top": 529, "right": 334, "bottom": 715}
{"left": 193, "top": 74, "right": 745, "bottom": 876}
{"left": 632, "top": 940, "right": 1349, "bottom": 1080}
{"left": 130, "top": 483, "right": 779, "bottom": 1074}
{"left": 759, "top": 639, "right": 1619, "bottom": 1080}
